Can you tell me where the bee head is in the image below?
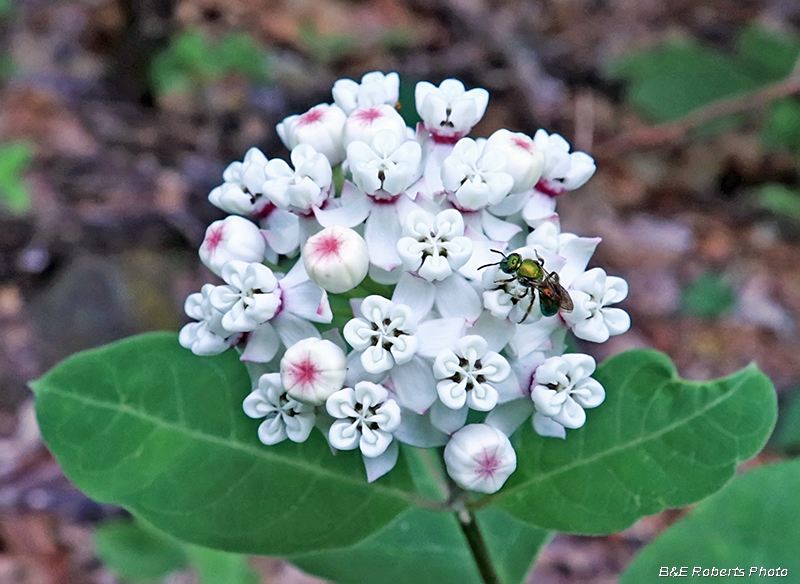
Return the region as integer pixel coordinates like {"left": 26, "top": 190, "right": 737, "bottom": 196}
{"left": 500, "top": 253, "right": 522, "bottom": 273}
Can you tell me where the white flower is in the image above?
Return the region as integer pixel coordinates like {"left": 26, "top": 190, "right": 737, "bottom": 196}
{"left": 281, "top": 337, "right": 347, "bottom": 406}
{"left": 179, "top": 284, "right": 235, "bottom": 356}
{"left": 199, "top": 215, "right": 266, "bottom": 276}
{"left": 441, "top": 138, "right": 514, "bottom": 211}
{"left": 531, "top": 354, "right": 605, "bottom": 434}
{"left": 208, "top": 147, "right": 270, "bottom": 216}
{"left": 347, "top": 130, "right": 421, "bottom": 197}
{"left": 262, "top": 144, "right": 332, "bottom": 215}
{"left": 563, "top": 267, "right": 630, "bottom": 343}
{"left": 332, "top": 71, "right": 400, "bottom": 115}
{"left": 326, "top": 382, "right": 401, "bottom": 457}
{"left": 397, "top": 209, "right": 473, "bottom": 281}
{"left": 433, "top": 335, "right": 511, "bottom": 411}
{"left": 415, "top": 79, "right": 489, "bottom": 143}
{"left": 485, "top": 129, "right": 545, "bottom": 194}
{"left": 343, "top": 295, "right": 419, "bottom": 374}
{"left": 243, "top": 373, "right": 315, "bottom": 445}
{"left": 208, "top": 261, "right": 281, "bottom": 332}
{"left": 342, "top": 104, "right": 408, "bottom": 149}
{"left": 277, "top": 103, "right": 347, "bottom": 165}
{"left": 444, "top": 424, "right": 516, "bottom": 494}
{"left": 525, "top": 219, "right": 601, "bottom": 287}
{"left": 303, "top": 225, "right": 369, "bottom": 293}
{"left": 532, "top": 130, "right": 596, "bottom": 196}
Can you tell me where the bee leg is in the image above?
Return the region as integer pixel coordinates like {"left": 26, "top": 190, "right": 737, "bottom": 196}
{"left": 493, "top": 277, "right": 517, "bottom": 285}
{"left": 518, "top": 289, "right": 536, "bottom": 324}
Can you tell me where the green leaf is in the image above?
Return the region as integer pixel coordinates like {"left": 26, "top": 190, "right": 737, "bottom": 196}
{"left": 218, "top": 33, "right": 271, "bottom": 84}
{"left": 489, "top": 350, "right": 776, "bottom": 534}
{"left": 185, "top": 546, "right": 260, "bottom": 584}
{"left": 95, "top": 519, "right": 187, "bottom": 581}
{"left": 291, "top": 507, "right": 549, "bottom": 584}
{"left": 681, "top": 272, "right": 736, "bottom": 318}
{"left": 0, "top": 141, "right": 33, "bottom": 213}
{"left": 33, "top": 333, "right": 416, "bottom": 555}
{"left": 773, "top": 386, "right": 800, "bottom": 452}
{"left": 620, "top": 460, "right": 800, "bottom": 582}
{"left": 757, "top": 183, "right": 800, "bottom": 222}
{"left": 736, "top": 25, "right": 800, "bottom": 83}
{"left": 762, "top": 99, "right": 800, "bottom": 152}
{"left": 607, "top": 39, "right": 763, "bottom": 123}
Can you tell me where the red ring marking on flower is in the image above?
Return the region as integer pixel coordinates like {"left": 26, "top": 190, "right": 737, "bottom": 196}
{"left": 291, "top": 358, "right": 319, "bottom": 387}
{"left": 204, "top": 226, "right": 225, "bottom": 252}
{"left": 298, "top": 108, "right": 325, "bottom": 126}
{"left": 354, "top": 107, "right": 383, "bottom": 125}
{"left": 475, "top": 449, "right": 501, "bottom": 480}
{"left": 535, "top": 178, "right": 566, "bottom": 198}
{"left": 314, "top": 234, "right": 342, "bottom": 258}
{"left": 513, "top": 136, "right": 534, "bottom": 152}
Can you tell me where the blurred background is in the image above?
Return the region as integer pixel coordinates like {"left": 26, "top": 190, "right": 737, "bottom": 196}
{"left": 1, "top": 0, "right": 800, "bottom": 582}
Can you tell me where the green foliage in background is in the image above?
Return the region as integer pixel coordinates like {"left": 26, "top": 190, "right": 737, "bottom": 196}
{"left": 32, "top": 333, "right": 776, "bottom": 583}
{"left": 0, "top": 141, "right": 33, "bottom": 214}
{"left": 151, "top": 30, "right": 271, "bottom": 97}
{"left": 757, "top": 183, "right": 800, "bottom": 223}
{"left": 608, "top": 26, "right": 800, "bottom": 142}
{"left": 95, "top": 518, "right": 259, "bottom": 584}
{"left": 620, "top": 460, "right": 800, "bottom": 581}
{"left": 681, "top": 272, "right": 737, "bottom": 319}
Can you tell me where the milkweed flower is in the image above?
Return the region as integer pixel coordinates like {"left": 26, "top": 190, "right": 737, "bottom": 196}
{"left": 182, "top": 70, "right": 629, "bottom": 489}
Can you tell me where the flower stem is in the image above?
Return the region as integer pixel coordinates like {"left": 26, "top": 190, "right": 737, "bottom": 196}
{"left": 457, "top": 507, "right": 501, "bottom": 584}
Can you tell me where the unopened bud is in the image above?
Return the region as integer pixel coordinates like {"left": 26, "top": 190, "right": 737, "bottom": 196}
{"left": 281, "top": 338, "right": 347, "bottom": 405}
{"left": 444, "top": 424, "right": 517, "bottom": 494}
{"left": 303, "top": 225, "right": 369, "bottom": 293}
{"left": 199, "top": 215, "right": 266, "bottom": 276}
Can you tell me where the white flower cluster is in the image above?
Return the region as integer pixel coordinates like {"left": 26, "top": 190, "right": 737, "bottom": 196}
{"left": 180, "top": 71, "right": 630, "bottom": 493}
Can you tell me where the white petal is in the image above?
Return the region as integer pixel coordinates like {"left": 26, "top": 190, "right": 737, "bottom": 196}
{"left": 532, "top": 412, "right": 566, "bottom": 439}
{"left": 390, "top": 356, "right": 438, "bottom": 414}
{"left": 481, "top": 211, "right": 522, "bottom": 242}
{"left": 468, "top": 312, "right": 515, "bottom": 353}
{"left": 326, "top": 388, "right": 358, "bottom": 418}
{"left": 430, "top": 401, "right": 469, "bottom": 435}
{"left": 240, "top": 323, "right": 280, "bottom": 363}
{"left": 282, "top": 281, "right": 333, "bottom": 323}
{"left": 552, "top": 397, "right": 587, "bottom": 429}
{"left": 434, "top": 275, "right": 482, "bottom": 323}
{"left": 257, "top": 417, "right": 288, "bottom": 445}
{"left": 365, "top": 205, "right": 402, "bottom": 270}
{"left": 329, "top": 419, "right": 361, "bottom": 450}
{"left": 272, "top": 311, "right": 321, "bottom": 348}
{"left": 393, "top": 409, "right": 449, "bottom": 447}
{"left": 392, "top": 272, "right": 435, "bottom": 320}
{"left": 602, "top": 307, "right": 631, "bottom": 336}
{"left": 359, "top": 427, "right": 393, "bottom": 458}
{"left": 363, "top": 440, "right": 399, "bottom": 482}
{"left": 416, "top": 318, "right": 466, "bottom": 358}
{"left": 361, "top": 345, "right": 395, "bottom": 374}
{"left": 485, "top": 398, "right": 535, "bottom": 436}
{"left": 285, "top": 412, "right": 316, "bottom": 442}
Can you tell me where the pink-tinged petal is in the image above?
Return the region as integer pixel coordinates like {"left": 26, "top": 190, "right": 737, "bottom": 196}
{"left": 509, "top": 318, "right": 561, "bottom": 358}
{"left": 532, "top": 412, "right": 566, "bottom": 439}
{"left": 430, "top": 401, "right": 469, "bottom": 435}
{"left": 390, "top": 356, "right": 438, "bottom": 413}
{"left": 313, "top": 190, "right": 371, "bottom": 228}
{"left": 434, "top": 275, "right": 482, "bottom": 324}
{"left": 416, "top": 318, "right": 466, "bottom": 358}
{"left": 240, "top": 323, "right": 280, "bottom": 363}
{"left": 486, "top": 399, "right": 535, "bottom": 436}
{"left": 392, "top": 272, "right": 435, "bottom": 319}
{"left": 364, "top": 441, "right": 399, "bottom": 482}
{"left": 365, "top": 205, "right": 402, "bottom": 270}
{"left": 272, "top": 311, "right": 321, "bottom": 348}
{"left": 481, "top": 211, "right": 522, "bottom": 242}
{"left": 468, "top": 312, "right": 515, "bottom": 353}
{"left": 283, "top": 281, "right": 332, "bottom": 323}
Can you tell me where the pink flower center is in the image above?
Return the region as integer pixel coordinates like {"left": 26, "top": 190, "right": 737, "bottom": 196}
{"left": 475, "top": 449, "right": 501, "bottom": 480}
{"left": 204, "top": 226, "right": 225, "bottom": 252}
{"left": 298, "top": 108, "right": 325, "bottom": 126}
{"left": 513, "top": 136, "right": 534, "bottom": 152}
{"left": 354, "top": 107, "right": 383, "bottom": 125}
{"left": 290, "top": 358, "right": 319, "bottom": 387}
{"left": 430, "top": 130, "right": 467, "bottom": 144}
{"left": 535, "top": 177, "right": 566, "bottom": 198}
{"left": 314, "top": 234, "right": 342, "bottom": 258}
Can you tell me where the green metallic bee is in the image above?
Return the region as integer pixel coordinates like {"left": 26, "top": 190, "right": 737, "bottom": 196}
{"left": 479, "top": 249, "right": 574, "bottom": 323}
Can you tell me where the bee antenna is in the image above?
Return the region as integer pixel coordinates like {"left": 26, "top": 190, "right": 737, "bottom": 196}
{"left": 490, "top": 249, "right": 506, "bottom": 258}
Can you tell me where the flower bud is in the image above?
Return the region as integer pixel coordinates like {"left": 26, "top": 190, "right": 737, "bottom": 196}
{"left": 199, "top": 215, "right": 266, "bottom": 276}
{"left": 281, "top": 338, "right": 347, "bottom": 405}
{"left": 342, "top": 105, "right": 408, "bottom": 148}
{"left": 303, "top": 225, "right": 369, "bottom": 293}
{"left": 333, "top": 71, "right": 400, "bottom": 115}
{"left": 485, "top": 129, "right": 545, "bottom": 194}
{"left": 277, "top": 104, "right": 347, "bottom": 166}
{"left": 444, "top": 424, "right": 517, "bottom": 494}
